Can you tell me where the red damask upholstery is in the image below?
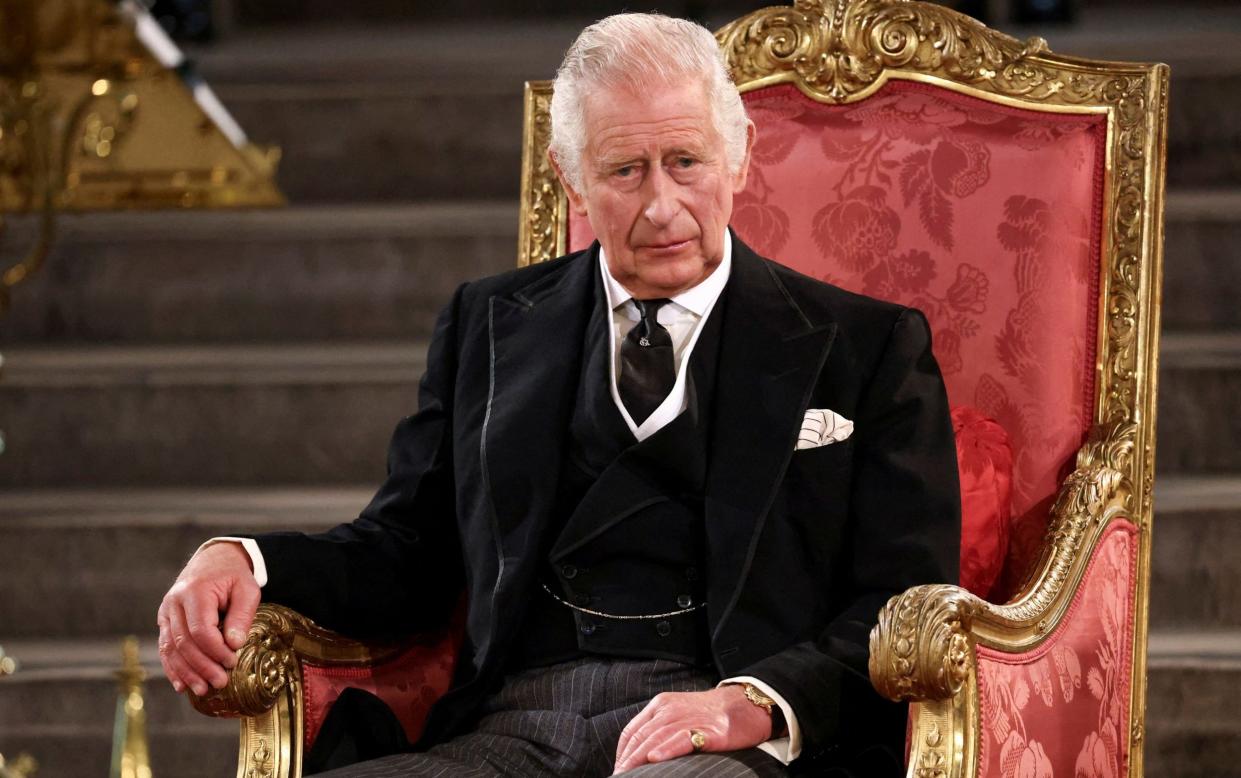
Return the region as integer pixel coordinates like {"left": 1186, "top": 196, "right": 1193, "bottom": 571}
{"left": 570, "top": 79, "right": 1106, "bottom": 597}
{"left": 976, "top": 520, "right": 1138, "bottom": 778}
{"left": 300, "top": 625, "right": 460, "bottom": 751}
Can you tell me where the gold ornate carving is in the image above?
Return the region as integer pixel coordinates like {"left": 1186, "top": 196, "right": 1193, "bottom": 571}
{"left": 247, "top": 737, "right": 274, "bottom": 778}
{"left": 0, "top": 0, "right": 283, "bottom": 312}
{"left": 192, "top": 605, "right": 301, "bottom": 719}
{"left": 517, "top": 82, "right": 565, "bottom": 267}
{"left": 716, "top": 0, "right": 1057, "bottom": 103}
{"left": 915, "top": 722, "right": 947, "bottom": 778}
{"left": 870, "top": 584, "right": 976, "bottom": 702}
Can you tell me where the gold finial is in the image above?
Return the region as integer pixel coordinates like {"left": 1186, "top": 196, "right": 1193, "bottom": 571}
{"left": 109, "top": 637, "right": 153, "bottom": 778}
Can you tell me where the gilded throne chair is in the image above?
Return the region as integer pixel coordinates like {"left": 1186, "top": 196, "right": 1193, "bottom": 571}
{"left": 192, "top": 2, "right": 1169, "bottom": 776}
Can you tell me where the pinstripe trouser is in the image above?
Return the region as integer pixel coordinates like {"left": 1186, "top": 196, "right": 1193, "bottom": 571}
{"left": 311, "top": 656, "right": 788, "bottom": 777}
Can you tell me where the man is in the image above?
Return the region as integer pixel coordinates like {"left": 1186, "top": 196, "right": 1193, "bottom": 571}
{"left": 158, "top": 13, "right": 959, "bottom": 777}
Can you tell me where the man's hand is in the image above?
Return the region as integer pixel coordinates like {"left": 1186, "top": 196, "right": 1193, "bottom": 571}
{"left": 156, "top": 542, "right": 260, "bottom": 696}
{"left": 612, "top": 685, "right": 772, "bottom": 774}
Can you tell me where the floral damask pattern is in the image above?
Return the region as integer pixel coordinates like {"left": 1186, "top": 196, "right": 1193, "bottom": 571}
{"left": 976, "top": 522, "right": 1136, "bottom": 777}
{"left": 734, "top": 81, "right": 1105, "bottom": 595}
{"left": 566, "top": 80, "right": 1108, "bottom": 597}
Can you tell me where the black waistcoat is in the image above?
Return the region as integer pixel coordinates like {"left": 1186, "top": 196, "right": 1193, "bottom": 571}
{"left": 509, "top": 276, "right": 726, "bottom": 670}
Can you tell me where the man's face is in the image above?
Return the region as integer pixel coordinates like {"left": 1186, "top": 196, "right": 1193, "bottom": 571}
{"left": 557, "top": 79, "right": 753, "bottom": 299}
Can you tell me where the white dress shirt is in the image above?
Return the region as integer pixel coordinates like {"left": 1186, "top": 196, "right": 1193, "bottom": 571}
{"left": 208, "top": 231, "right": 801, "bottom": 764}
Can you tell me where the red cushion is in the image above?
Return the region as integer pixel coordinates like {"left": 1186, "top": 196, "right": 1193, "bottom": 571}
{"left": 953, "top": 406, "right": 1013, "bottom": 600}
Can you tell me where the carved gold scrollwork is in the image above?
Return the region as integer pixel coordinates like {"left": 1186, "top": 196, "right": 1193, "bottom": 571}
{"left": 870, "top": 583, "right": 977, "bottom": 702}
{"left": 517, "top": 83, "right": 565, "bottom": 267}
{"left": 191, "top": 605, "right": 302, "bottom": 719}
{"left": 247, "top": 738, "right": 274, "bottom": 778}
{"left": 717, "top": 0, "right": 1051, "bottom": 103}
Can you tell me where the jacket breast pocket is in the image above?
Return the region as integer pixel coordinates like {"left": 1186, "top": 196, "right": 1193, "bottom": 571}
{"left": 787, "top": 439, "right": 855, "bottom": 484}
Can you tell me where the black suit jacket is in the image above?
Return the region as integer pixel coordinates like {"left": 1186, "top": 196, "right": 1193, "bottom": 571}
{"left": 255, "top": 235, "right": 960, "bottom": 765}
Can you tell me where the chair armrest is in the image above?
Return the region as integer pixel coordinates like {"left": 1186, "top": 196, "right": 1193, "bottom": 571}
{"left": 868, "top": 420, "right": 1135, "bottom": 701}
{"left": 866, "top": 422, "right": 1138, "bottom": 778}
{"left": 187, "top": 604, "right": 416, "bottom": 778}
{"left": 190, "top": 603, "right": 404, "bottom": 719}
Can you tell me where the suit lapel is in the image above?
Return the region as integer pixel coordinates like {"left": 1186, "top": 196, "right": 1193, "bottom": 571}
{"left": 705, "top": 237, "right": 838, "bottom": 640}
{"left": 484, "top": 250, "right": 597, "bottom": 573}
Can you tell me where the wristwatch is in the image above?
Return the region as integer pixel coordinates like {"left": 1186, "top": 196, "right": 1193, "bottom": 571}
{"left": 736, "top": 682, "right": 788, "bottom": 738}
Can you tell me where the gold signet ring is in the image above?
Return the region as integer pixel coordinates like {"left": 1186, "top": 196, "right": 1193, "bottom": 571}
{"left": 688, "top": 729, "right": 708, "bottom": 752}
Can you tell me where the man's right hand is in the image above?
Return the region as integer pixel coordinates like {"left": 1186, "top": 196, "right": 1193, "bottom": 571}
{"left": 157, "top": 542, "right": 261, "bottom": 696}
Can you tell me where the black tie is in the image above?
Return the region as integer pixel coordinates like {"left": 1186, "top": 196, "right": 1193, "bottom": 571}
{"left": 619, "top": 298, "right": 676, "bottom": 425}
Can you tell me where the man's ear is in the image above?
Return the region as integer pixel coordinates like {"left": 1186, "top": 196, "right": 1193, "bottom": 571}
{"left": 731, "top": 120, "right": 757, "bottom": 193}
{"left": 549, "top": 151, "right": 589, "bottom": 217}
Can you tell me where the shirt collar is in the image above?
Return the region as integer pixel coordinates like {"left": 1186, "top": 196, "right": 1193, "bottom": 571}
{"left": 598, "top": 230, "right": 732, "bottom": 318}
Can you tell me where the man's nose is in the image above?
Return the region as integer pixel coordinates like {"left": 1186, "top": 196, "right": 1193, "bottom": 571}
{"left": 641, "top": 167, "right": 680, "bottom": 227}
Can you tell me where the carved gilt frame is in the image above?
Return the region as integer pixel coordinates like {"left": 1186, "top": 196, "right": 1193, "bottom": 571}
{"left": 517, "top": 2, "right": 1168, "bottom": 776}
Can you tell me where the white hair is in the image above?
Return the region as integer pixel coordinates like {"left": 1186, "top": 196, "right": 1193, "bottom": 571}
{"left": 549, "top": 13, "right": 750, "bottom": 192}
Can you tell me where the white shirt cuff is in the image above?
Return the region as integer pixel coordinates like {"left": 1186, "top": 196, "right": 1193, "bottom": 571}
{"left": 718, "top": 675, "right": 803, "bottom": 764}
{"left": 199, "top": 536, "right": 268, "bottom": 588}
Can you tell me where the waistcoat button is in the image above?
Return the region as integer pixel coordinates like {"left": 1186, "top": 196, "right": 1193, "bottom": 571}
{"left": 676, "top": 594, "right": 693, "bottom": 608}
{"left": 655, "top": 620, "right": 672, "bottom": 637}
{"left": 580, "top": 623, "right": 596, "bottom": 636}
{"left": 561, "top": 564, "right": 578, "bottom": 579}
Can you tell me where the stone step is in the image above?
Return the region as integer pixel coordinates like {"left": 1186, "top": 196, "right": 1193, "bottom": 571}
{"left": 1163, "top": 190, "right": 1241, "bottom": 331}
{"left": 1143, "top": 631, "right": 1241, "bottom": 778}
{"left": 0, "top": 473, "right": 1233, "bottom": 640}
{"left": 0, "top": 488, "right": 360, "bottom": 638}
{"left": 182, "top": 13, "right": 1241, "bottom": 203}
{"left": 0, "top": 202, "right": 515, "bottom": 346}
{"left": 0, "top": 342, "right": 424, "bottom": 487}
{"left": 0, "top": 630, "right": 1234, "bottom": 777}
{"left": 0, "top": 190, "right": 1233, "bottom": 347}
{"left": 223, "top": 1, "right": 750, "bottom": 27}
{"left": 1156, "top": 332, "right": 1241, "bottom": 473}
{"left": 0, "top": 330, "right": 1231, "bottom": 485}
{"left": 1149, "top": 476, "right": 1241, "bottom": 629}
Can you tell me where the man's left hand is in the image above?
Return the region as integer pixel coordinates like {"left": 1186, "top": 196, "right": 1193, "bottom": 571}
{"left": 612, "top": 685, "right": 772, "bottom": 774}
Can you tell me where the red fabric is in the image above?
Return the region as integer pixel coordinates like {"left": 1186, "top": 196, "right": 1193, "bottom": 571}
{"left": 953, "top": 406, "right": 1013, "bottom": 600}
{"left": 570, "top": 80, "right": 1106, "bottom": 596}
{"left": 975, "top": 520, "right": 1138, "bottom": 778}
{"left": 301, "top": 625, "right": 460, "bottom": 751}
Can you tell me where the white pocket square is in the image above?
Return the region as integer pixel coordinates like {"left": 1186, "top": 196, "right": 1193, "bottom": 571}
{"left": 796, "top": 408, "right": 854, "bottom": 450}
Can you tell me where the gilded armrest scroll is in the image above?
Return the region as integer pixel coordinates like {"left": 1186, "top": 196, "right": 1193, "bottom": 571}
{"left": 189, "top": 604, "right": 311, "bottom": 718}
{"left": 189, "top": 603, "right": 397, "bottom": 718}
{"left": 869, "top": 421, "right": 1137, "bottom": 703}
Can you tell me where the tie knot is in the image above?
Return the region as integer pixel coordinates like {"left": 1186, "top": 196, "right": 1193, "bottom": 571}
{"left": 633, "top": 298, "right": 670, "bottom": 324}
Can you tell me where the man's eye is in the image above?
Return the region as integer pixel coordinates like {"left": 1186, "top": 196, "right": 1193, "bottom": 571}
{"left": 675, "top": 157, "right": 696, "bottom": 168}
{"left": 615, "top": 165, "right": 635, "bottom": 177}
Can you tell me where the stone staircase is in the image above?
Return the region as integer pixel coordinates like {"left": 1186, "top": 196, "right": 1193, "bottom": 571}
{"left": 2, "top": 5, "right": 1240, "bottom": 776}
